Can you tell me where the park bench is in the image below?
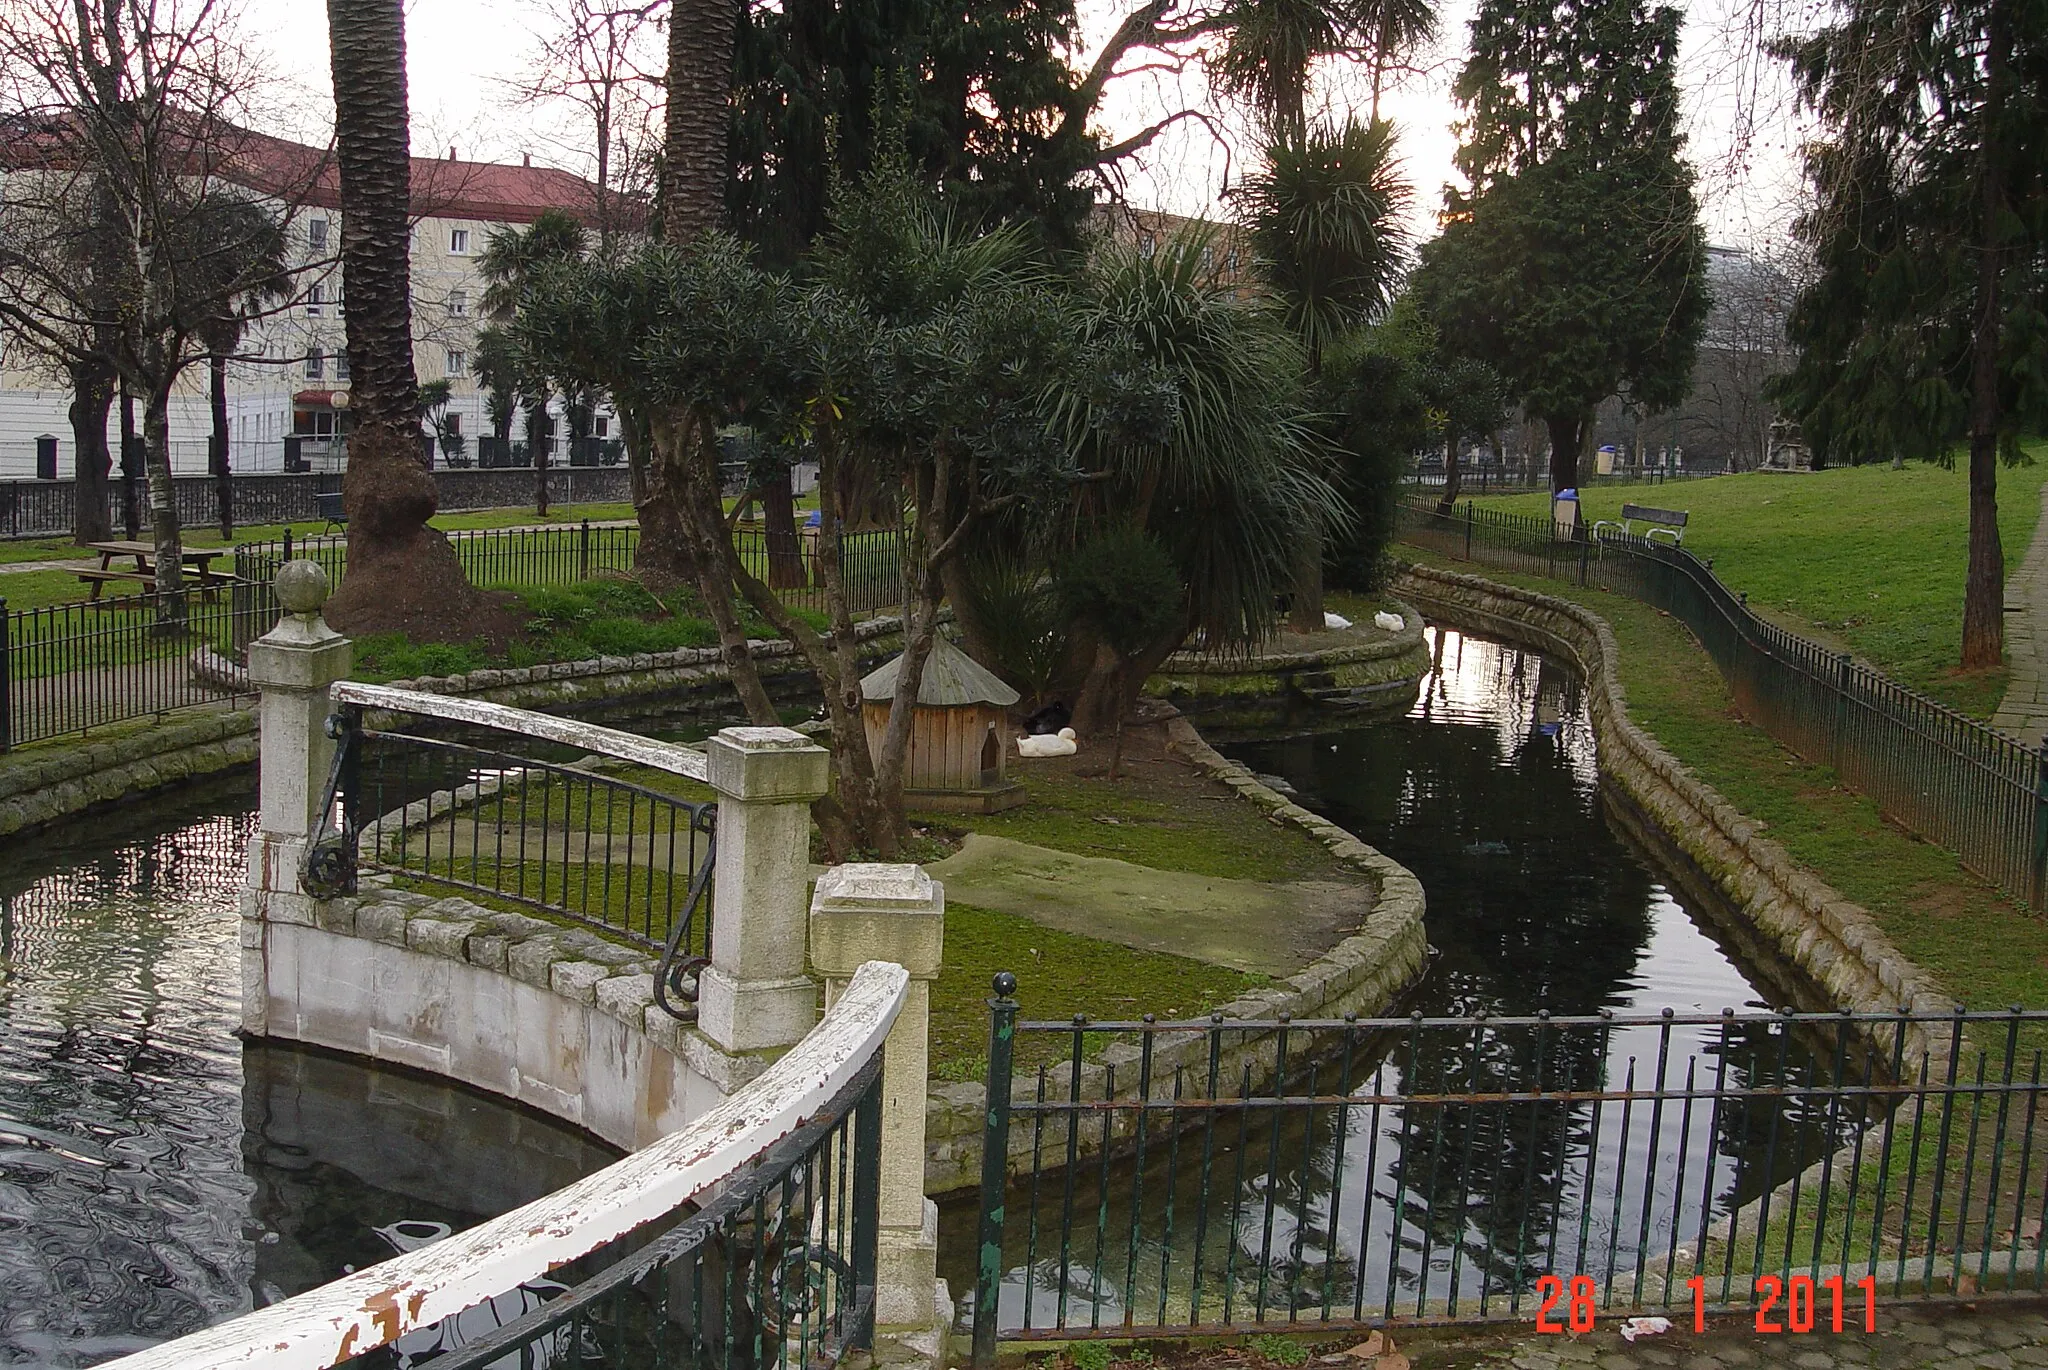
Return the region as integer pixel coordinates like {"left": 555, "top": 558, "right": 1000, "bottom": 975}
{"left": 314, "top": 490, "right": 347, "bottom": 529}
{"left": 1593, "top": 502, "right": 1689, "bottom": 547}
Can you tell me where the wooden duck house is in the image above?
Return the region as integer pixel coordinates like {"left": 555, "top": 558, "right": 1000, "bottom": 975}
{"left": 860, "top": 636, "right": 1026, "bottom": 814}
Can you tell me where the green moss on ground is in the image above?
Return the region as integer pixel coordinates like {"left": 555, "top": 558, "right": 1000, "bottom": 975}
{"left": 929, "top": 899, "right": 1263, "bottom": 1081}
{"left": 1462, "top": 458, "right": 2048, "bottom": 718}
{"left": 1403, "top": 546, "right": 2048, "bottom": 1013}
{"left": 937, "top": 769, "right": 1345, "bottom": 885}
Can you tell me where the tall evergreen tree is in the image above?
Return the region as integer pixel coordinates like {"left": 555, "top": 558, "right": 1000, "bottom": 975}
{"left": 1411, "top": 0, "right": 1708, "bottom": 493}
{"left": 1770, "top": 0, "right": 2048, "bottom": 670}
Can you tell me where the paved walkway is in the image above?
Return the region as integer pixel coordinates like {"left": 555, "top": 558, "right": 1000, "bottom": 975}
{"left": 1193, "top": 1302, "right": 2048, "bottom": 1369}
{"left": 0, "top": 557, "right": 91, "bottom": 575}
{"left": 1994, "top": 485, "right": 2048, "bottom": 748}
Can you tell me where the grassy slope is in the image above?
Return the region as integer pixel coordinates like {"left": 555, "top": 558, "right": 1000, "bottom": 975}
{"left": 1403, "top": 545, "right": 2048, "bottom": 1014}
{"left": 1463, "top": 458, "right": 2048, "bottom": 718}
{"left": 918, "top": 769, "right": 1357, "bottom": 1079}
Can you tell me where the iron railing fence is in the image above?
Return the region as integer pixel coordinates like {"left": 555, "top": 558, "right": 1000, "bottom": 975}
{"left": 1406, "top": 465, "right": 1732, "bottom": 497}
{"left": 234, "top": 519, "right": 908, "bottom": 618}
{"left": 0, "top": 468, "right": 638, "bottom": 539}
{"left": 0, "top": 587, "right": 265, "bottom": 751}
{"left": 307, "top": 703, "right": 717, "bottom": 1019}
{"left": 1396, "top": 500, "right": 2048, "bottom": 913}
{"left": 967, "top": 988, "right": 2048, "bottom": 1358}
{"left": 372, "top": 1048, "right": 885, "bottom": 1370}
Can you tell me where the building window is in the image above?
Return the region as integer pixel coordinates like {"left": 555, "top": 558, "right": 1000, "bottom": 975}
{"left": 595, "top": 416, "right": 609, "bottom": 438}
{"left": 448, "top": 228, "right": 470, "bottom": 254}
{"left": 1224, "top": 248, "right": 1239, "bottom": 273}
{"left": 335, "top": 351, "right": 350, "bottom": 382}
{"left": 446, "top": 413, "right": 463, "bottom": 435}
{"left": 308, "top": 218, "right": 329, "bottom": 250}
{"left": 1139, "top": 234, "right": 1156, "bottom": 258}
{"left": 448, "top": 288, "right": 467, "bottom": 317}
{"left": 304, "top": 348, "right": 324, "bottom": 380}
{"left": 305, "top": 282, "right": 323, "bottom": 315}
{"left": 446, "top": 349, "right": 466, "bottom": 377}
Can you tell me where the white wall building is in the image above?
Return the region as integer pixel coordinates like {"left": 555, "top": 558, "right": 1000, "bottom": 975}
{"left": 0, "top": 130, "right": 622, "bottom": 480}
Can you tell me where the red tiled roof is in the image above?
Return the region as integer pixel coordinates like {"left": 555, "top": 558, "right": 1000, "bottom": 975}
{"left": 1, "top": 113, "right": 633, "bottom": 228}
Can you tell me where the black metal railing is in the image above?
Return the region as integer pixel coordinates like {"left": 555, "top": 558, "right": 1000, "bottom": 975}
{"left": 968, "top": 985, "right": 2048, "bottom": 1355}
{"left": 304, "top": 703, "right": 716, "bottom": 1017}
{"left": 0, "top": 588, "right": 267, "bottom": 751}
{"left": 370, "top": 1049, "right": 885, "bottom": 1370}
{"left": 233, "top": 520, "right": 908, "bottom": 617}
{"left": 1397, "top": 500, "right": 2048, "bottom": 913}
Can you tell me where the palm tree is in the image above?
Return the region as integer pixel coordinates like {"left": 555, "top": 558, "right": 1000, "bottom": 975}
{"left": 1235, "top": 118, "right": 1411, "bottom": 372}
{"left": 1235, "top": 118, "right": 1410, "bottom": 630}
{"left": 322, "top": 0, "right": 495, "bottom": 635}
{"left": 1356, "top": 0, "right": 1437, "bottom": 119}
{"left": 1212, "top": 0, "right": 1437, "bottom": 137}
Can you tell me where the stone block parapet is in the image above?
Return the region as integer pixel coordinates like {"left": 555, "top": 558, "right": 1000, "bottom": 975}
{"left": 248, "top": 880, "right": 761, "bottom": 1151}
{"left": 0, "top": 706, "right": 256, "bottom": 838}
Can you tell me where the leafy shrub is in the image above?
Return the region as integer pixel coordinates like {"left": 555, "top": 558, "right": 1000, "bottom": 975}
{"left": 350, "top": 634, "right": 492, "bottom": 684}
{"left": 1249, "top": 1335, "right": 1309, "bottom": 1366}
{"left": 1055, "top": 529, "right": 1183, "bottom": 657}
{"left": 1067, "top": 1343, "right": 1114, "bottom": 1370}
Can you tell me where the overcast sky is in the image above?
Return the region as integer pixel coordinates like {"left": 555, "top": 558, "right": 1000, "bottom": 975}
{"left": 237, "top": 0, "right": 1816, "bottom": 251}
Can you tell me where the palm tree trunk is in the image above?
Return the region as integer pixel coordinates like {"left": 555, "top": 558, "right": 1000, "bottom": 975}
{"left": 660, "top": 0, "right": 741, "bottom": 238}
{"left": 323, "top": 0, "right": 494, "bottom": 637}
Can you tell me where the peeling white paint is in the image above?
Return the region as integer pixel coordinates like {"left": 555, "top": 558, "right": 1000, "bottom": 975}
{"left": 330, "top": 681, "right": 711, "bottom": 782}
{"left": 99, "top": 960, "right": 907, "bottom": 1370}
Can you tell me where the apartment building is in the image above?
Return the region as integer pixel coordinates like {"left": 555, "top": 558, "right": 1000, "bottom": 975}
{"left": 0, "top": 128, "right": 620, "bottom": 479}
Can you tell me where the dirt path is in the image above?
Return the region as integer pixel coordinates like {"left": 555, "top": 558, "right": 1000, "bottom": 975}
{"left": 1993, "top": 483, "right": 2048, "bottom": 747}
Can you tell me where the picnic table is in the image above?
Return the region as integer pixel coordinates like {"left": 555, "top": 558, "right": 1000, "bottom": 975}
{"left": 76, "top": 541, "right": 229, "bottom": 602}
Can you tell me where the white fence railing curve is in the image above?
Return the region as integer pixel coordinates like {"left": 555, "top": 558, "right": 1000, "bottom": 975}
{"left": 100, "top": 960, "right": 909, "bottom": 1370}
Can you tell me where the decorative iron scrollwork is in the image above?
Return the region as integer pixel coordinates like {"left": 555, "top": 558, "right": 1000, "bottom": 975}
{"left": 653, "top": 805, "right": 718, "bottom": 1022}
{"left": 299, "top": 705, "right": 363, "bottom": 899}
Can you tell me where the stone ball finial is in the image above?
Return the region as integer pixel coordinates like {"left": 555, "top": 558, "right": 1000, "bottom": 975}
{"left": 275, "top": 560, "right": 331, "bottom": 615}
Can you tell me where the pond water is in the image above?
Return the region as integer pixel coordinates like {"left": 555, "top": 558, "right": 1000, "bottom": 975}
{"left": 943, "top": 625, "right": 1861, "bottom": 1330}
{"left": 0, "top": 777, "right": 619, "bottom": 1368}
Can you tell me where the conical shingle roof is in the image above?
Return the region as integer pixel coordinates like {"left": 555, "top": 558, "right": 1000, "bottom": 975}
{"left": 860, "top": 635, "right": 1020, "bottom": 707}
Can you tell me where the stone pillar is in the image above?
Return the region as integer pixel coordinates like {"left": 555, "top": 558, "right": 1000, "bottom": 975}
{"left": 240, "top": 562, "right": 352, "bottom": 1036}
{"left": 698, "top": 726, "right": 830, "bottom": 1054}
{"left": 809, "top": 863, "right": 947, "bottom": 1351}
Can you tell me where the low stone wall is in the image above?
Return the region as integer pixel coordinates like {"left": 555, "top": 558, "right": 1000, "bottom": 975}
{"left": 1145, "top": 602, "right": 1432, "bottom": 725}
{"left": 0, "top": 705, "right": 257, "bottom": 838}
{"left": 1392, "top": 561, "right": 1952, "bottom": 1059}
{"left": 251, "top": 881, "right": 754, "bottom": 1153}
{"left": 920, "top": 715, "right": 1431, "bottom": 1195}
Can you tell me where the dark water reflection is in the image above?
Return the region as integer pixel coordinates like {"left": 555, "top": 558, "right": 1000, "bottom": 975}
{"left": 944, "top": 628, "right": 1865, "bottom": 1327}
{"left": 0, "top": 778, "right": 617, "bottom": 1367}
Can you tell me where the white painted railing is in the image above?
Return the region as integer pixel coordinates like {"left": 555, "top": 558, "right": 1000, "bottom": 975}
{"left": 330, "top": 679, "right": 711, "bottom": 782}
{"left": 101, "top": 960, "right": 908, "bottom": 1370}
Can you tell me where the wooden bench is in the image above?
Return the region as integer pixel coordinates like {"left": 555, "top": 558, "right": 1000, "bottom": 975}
{"left": 1594, "top": 502, "right": 1689, "bottom": 546}
{"left": 73, "top": 566, "right": 157, "bottom": 598}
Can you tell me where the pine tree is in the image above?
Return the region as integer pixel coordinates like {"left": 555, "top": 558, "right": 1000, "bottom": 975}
{"left": 1771, "top": 0, "right": 2048, "bottom": 670}
{"left": 1411, "top": 0, "right": 1708, "bottom": 493}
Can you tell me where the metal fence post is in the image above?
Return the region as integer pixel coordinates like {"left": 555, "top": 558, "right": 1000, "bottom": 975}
{"left": 1464, "top": 503, "right": 1474, "bottom": 560}
{"left": 578, "top": 519, "right": 591, "bottom": 579}
{"left": 2031, "top": 746, "right": 2048, "bottom": 911}
{"left": 0, "top": 596, "right": 10, "bottom": 753}
{"left": 1834, "top": 653, "right": 1854, "bottom": 771}
{"left": 852, "top": 1068, "right": 883, "bottom": 1351}
{"left": 971, "top": 971, "right": 1019, "bottom": 1370}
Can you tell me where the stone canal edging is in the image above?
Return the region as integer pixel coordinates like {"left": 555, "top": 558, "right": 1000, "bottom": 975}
{"left": 1392, "top": 561, "right": 1953, "bottom": 1051}
{"left": 920, "top": 713, "right": 1431, "bottom": 1195}
{"left": 1145, "top": 600, "right": 1432, "bottom": 723}
{"left": 0, "top": 705, "right": 258, "bottom": 839}
{"left": 1392, "top": 559, "right": 1975, "bottom": 1288}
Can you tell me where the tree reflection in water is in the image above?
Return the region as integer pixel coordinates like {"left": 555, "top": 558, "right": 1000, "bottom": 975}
{"left": 950, "top": 629, "right": 1872, "bottom": 1331}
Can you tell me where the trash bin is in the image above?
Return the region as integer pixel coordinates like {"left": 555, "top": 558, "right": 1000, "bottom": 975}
{"left": 1552, "top": 488, "right": 1581, "bottom": 539}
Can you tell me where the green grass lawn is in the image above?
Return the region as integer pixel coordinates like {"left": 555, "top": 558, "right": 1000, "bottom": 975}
{"left": 1461, "top": 458, "right": 2048, "bottom": 718}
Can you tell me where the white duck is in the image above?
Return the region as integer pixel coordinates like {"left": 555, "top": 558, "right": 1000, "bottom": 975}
{"left": 1017, "top": 726, "right": 1079, "bottom": 758}
{"left": 1373, "top": 610, "right": 1406, "bottom": 632}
